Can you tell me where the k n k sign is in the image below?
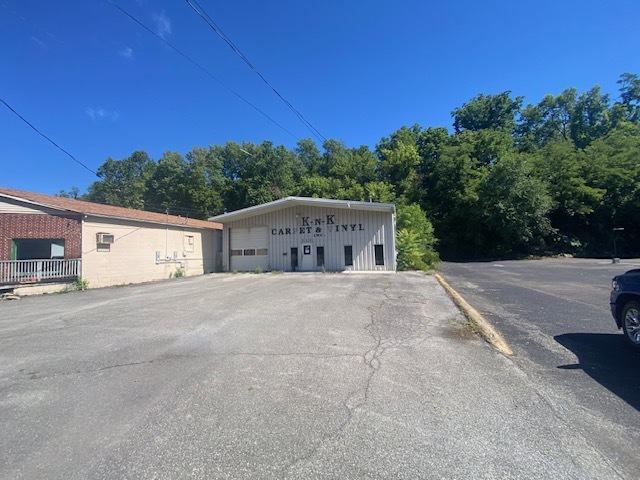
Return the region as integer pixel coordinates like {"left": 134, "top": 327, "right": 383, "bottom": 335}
{"left": 271, "top": 215, "right": 365, "bottom": 237}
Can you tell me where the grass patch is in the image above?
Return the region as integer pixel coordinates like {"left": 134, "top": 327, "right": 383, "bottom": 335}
{"left": 72, "top": 278, "right": 89, "bottom": 291}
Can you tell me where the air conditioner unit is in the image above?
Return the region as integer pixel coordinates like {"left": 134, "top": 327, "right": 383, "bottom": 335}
{"left": 96, "top": 233, "right": 115, "bottom": 244}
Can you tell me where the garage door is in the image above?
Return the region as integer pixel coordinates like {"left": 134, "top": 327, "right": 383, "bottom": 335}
{"left": 230, "top": 226, "right": 269, "bottom": 272}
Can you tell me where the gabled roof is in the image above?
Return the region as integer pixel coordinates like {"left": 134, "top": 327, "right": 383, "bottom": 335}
{"left": 0, "top": 187, "right": 222, "bottom": 230}
{"left": 210, "top": 196, "right": 395, "bottom": 223}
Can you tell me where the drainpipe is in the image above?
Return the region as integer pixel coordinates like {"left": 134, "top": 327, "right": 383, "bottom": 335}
{"left": 165, "top": 208, "right": 169, "bottom": 260}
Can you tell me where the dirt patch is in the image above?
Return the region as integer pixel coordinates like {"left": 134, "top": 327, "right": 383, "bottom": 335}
{"left": 442, "top": 319, "right": 477, "bottom": 341}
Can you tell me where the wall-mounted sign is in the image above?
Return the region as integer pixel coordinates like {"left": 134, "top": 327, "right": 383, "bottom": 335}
{"left": 271, "top": 215, "right": 365, "bottom": 237}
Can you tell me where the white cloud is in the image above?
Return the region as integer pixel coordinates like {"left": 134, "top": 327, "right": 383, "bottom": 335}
{"left": 30, "top": 36, "right": 47, "bottom": 49}
{"left": 152, "top": 11, "right": 171, "bottom": 38}
{"left": 86, "top": 107, "right": 119, "bottom": 122}
{"left": 119, "top": 47, "right": 134, "bottom": 60}
{"left": 86, "top": 107, "right": 105, "bottom": 119}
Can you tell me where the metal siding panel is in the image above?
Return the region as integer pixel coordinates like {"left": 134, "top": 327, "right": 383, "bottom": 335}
{"left": 221, "top": 203, "right": 395, "bottom": 272}
{"left": 230, "top": 225, "right": 268, "bottom": 271}
{"left": 0, "top": 199, "right": 52, "bottom": 214}
{"left": 221, "top": 225, "right": 229, "bottom": 271}
{"left": 231, "top": 255, "right": 269, "bottom": 271}
{"left": 230, "top": 226, "right": 267, "bottom": 249}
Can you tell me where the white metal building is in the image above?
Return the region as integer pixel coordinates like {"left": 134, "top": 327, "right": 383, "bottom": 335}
{"left": 210, "top": 197, "right": 396, "bottom": 272}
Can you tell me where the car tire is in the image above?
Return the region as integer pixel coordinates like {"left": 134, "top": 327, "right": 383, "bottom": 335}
{"left": 622, "top": 300, "right": 640, "bottom": 350}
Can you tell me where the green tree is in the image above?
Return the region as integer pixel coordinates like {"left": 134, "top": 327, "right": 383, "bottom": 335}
{"left": 479, "top": 154, "right": 552, "bottom": 255}
{"left": 617, "top": 73, "right": 640, "bottom": 123}
{"left": 571, "top": 86, "right": 612, "bottom": 149}
{"left": 416, "top": 126, "right": 449, "bottom": 173}
{"left": 295, "top": 175, "right": 343, "bottom": 198}
{"left": 221, "top": 141, "right": 305, "bottom": 211}
{"left": 295, "top": 138, "right": 322, "bottom": 173}
{"left": 364, "top": 181, "right": 396, "bottom": 203}
{"left": 145, "top": 151, "right": 187, "bottom": 213}
{"left": 85, "top": 150, "right": 155, "bottom": 209}
{"left": 452, "top": 91, "right": 523, "bottom": 133}
{"left": 144, "top": 148, "right": 225, "bottom": 219}
{"left": 582, "top": 122, "right": 640, "bottom": 253}
{"left": 376, "top": 140, "right": 421, "bottom": 202}
{"left": 517, "top": 88, "right": 578, "bottom": 149}
{"left": 529, "top": 139, "right": 604, "bottom": 252}
{"left": 330, "top": 145, "right": 377, "bottom": 185}
{"left": 422, "top": 136, "right": 488, "bottom": 258}
{"left": 56, "top": 186, "right": 81, "bottom": 199}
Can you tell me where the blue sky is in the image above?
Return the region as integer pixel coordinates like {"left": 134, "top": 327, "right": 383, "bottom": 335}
{"left": 2, "top": 0, "right": 639, "bottom": 196}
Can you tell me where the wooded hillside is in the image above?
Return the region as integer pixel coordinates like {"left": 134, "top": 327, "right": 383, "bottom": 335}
{"left": 69, "top": 73, "right": 640, "bottom": 259}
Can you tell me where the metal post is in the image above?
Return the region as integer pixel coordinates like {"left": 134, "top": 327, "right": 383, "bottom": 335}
{"left": 613, "top": 227, "right": 624, "bottom": 263}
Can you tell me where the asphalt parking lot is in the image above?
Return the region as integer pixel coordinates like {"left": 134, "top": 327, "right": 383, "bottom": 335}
{"left": 0, "top": 272, "right": 625, "bottom": 479}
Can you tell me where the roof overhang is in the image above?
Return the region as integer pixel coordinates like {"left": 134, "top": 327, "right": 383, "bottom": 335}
{"left": 0, "top": 192, "right": 74, "bottom": 214}
{"left": 81, "top": 212, "right": 222, "bottom": 230}
{"left": 210, "top": 196, "right": 396, "bottom": 223}
{"left": 0, "top": 190, "right": 221, "bottom": 230}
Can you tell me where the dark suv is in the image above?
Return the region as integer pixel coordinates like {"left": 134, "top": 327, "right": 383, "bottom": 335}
{"left": 611, "top": 269, "right": 640, "bottom": 350}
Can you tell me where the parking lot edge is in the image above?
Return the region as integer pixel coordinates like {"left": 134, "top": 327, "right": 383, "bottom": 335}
{"left": 434, "top": 273, "right": 514, "bottom": 356}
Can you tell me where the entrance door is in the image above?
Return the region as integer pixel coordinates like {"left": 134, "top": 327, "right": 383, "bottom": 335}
{"left": 290, "top": 247, "right": 298, "bottom": 271}
{"left": 300, "top": 243, "right": 313, "bottom": 271}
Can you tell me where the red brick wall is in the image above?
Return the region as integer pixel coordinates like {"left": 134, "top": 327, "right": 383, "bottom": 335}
{"left": 0, "top": 214, "right": 82, "bottom": 260}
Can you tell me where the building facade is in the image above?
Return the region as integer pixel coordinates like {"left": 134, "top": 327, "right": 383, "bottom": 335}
{"left": 211, "top": 197, "right": 396, "bottom": 272}
{"left": 0, "top": 188, "right": 222, "bottom": 290}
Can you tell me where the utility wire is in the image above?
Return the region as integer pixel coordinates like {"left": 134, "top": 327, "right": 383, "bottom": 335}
{"left": 0, "top": 99, "right": 214, "bottom": 217}
{"left": 0, "top": 100, "right": 215, "bottom": 214}
{"left": 0, "top": 101, "right": 215, "bottom": 216}
{"left": 143, "top": 202, "right": 210, "bottom": 216}
{"left": 0, "top": 98, "right": 99, "bottom": 177}
{"left": 185, "top": 0, "right": 326, "bottom": 143}
{"left": 107, "top": 0, "right": 299, "bottom": 141}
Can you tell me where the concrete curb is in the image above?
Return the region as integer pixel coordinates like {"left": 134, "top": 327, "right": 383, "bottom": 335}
{"left": 434, "top": 273, "right": 514, "bottom": 356}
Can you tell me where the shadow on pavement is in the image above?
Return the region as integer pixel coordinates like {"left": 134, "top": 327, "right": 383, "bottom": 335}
{"left": 555, "top": 333, "right": 640, "bottom": 411}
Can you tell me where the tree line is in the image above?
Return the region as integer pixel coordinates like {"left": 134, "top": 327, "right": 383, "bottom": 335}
{"left": 62, "top": 73, "right": 640, "bottom": 262}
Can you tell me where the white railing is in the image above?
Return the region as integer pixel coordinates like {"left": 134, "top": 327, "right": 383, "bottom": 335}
{"left": 0, "top": 259, "right": 81, "bottom": 285}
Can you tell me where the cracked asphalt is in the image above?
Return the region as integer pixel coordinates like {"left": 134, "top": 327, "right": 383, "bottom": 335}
{"left": 0, "top": 272, "right": 624, "bottom": 479}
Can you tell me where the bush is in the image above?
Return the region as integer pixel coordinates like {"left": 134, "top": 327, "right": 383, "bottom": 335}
{"left": 174, "top": 267, "right": 185, "bottom": 278}
{"left": 73, "top": 278, "right": 89, "bottom": 291}
{"left": 396, "top": 204, "right": 440, "bottom": 270}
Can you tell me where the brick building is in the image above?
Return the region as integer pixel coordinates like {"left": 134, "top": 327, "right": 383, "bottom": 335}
{"left": 0, "top": 188, "right": 222, "bottom": 292}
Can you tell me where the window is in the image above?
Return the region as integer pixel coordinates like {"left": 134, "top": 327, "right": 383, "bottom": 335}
{"left": 256, "top": 248, "right": 268, "bottom": 256}
{"left": 243, "top": 249, "right": 256, "bottom": 256}
{"left": 184, "top": 235, "right": 195, "bottom": 252}
{"left": 13, "top": 239, "right": 65, "bottom": 260}
{"left": 231, "top": 249, "right": 243, "bottom": 256}
{"left": 344, "top": 245, "right": 353, "bottom": 266}
{"left": 375, "top": 244, "right": 384, "bottom": 266}
{"left": 317, "top": 246, "right": 324, "bottom": 267}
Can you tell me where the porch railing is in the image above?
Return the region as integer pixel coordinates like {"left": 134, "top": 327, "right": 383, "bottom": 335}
{"left": 0, "top": 259, "right": 81, "bottom": 285}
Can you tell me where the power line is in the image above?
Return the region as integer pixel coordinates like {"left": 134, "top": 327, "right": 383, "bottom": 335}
{"left": 143, "top": 201, "right": 210, "bottom": 216}
{"left": 185, "top": 0, "right": 326, "bottom": 143}
{"left": 0, "top": 99, "right": 215, "bottom": 218}
{"left": 107, "top": 0, "right": 299, "bottom": 141}
{"left": 0, "top": 98, "right": 99, "bottom": 177}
